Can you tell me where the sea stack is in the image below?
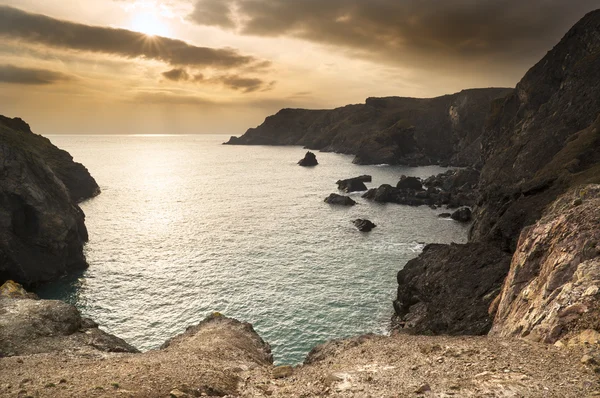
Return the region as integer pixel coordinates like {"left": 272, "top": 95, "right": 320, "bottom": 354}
{"left": 298, "top": 151, "right": 318, "bottom": 166}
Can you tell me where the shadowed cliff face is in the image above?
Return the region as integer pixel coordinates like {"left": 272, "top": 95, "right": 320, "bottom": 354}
{"left": 472, "top": 10, "right": 600, "bottom": 250}
{"left": 0, "top": 116, "right": 99, "bottom": 285}
{"left": 226, "top": 88, "right": 513, "bottom": 166}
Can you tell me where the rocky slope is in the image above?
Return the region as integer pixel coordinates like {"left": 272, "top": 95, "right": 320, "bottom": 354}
{"left": 1, "top": 282, "right": 598, "bottom": 398}
{"left": 0, "top": 115, "right": 99, "bottom": 285}
{"left": 226, "top": 88, "right": 513, "bottom": 166}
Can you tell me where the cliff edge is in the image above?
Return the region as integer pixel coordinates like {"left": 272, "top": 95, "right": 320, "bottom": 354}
{"left": 0, "top": 116, "right": 100, "bottom": 285}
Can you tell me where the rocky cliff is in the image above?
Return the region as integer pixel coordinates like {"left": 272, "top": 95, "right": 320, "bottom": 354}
{"left": 393, "top": 10, "right": 600, "bottom": 335}
{"left": 226, "top": 88, "right": 513, "bottom": 166}
{"left": 0, "top": 115, "right": 99, "bottom": 285}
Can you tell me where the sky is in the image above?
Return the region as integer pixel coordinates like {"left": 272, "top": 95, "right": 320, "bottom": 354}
{"left": 0, "top": 1, "right": 598, "bottom": 134}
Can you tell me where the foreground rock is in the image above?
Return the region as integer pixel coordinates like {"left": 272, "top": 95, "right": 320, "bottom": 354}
{"left": 353, "top": 219, "right": 376, "bottom": 232}
{"left": 336, "top": 175, "right": 371, "bottom": 193}
{"left": 298, "top": 151, "right": 318, "bottom": 166}
{"left": 490, "top": 186, "right": 600, "bottom": 350}
{"left": 1, "top": 286, "right": 597, "bottom": 397}
{"left": 394, "top": 243, "right": 511, "bottom": 335}
{"left": 324, "top": 193, "right": 356, "bottom": 206}
{"left": 0, "top": 116, "right": 99, "bottom": 286}
{"left": 0, "top": 281, "right": 138, "bottom": 357}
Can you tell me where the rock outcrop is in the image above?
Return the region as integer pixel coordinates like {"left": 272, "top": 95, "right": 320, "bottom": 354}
{"left": 0, "top": 281, "right": 137, "bottom": 357}
{"left": 324, "top": 193, "right": 356, "bottom": 206}
{"left": 298, "top": 151, "right": 318, "bottom": 166}
{"left": 490, "top": 185, "right": 600, "bottom": 347}
{"left": 353, "top": 219, "right": 376, "bottom": 232}
{"left": 336, "top": 176, "right": 370, "bottom": 193}
{"left": 225, "top": 88, "right": 513, "bottom": 166}
{"left": 393, "top": 243, "right": 511, "bottom": 335}
{"left": 0, "top": 116, "right": 99, "bottom": 286}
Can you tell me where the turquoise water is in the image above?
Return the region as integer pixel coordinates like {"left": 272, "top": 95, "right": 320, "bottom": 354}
{"left": 35, "top": 135, "right": 468, "bottom": 364}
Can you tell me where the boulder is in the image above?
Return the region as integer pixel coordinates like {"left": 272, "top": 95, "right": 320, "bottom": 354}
{"left": 397, "top": 176, "right": 423, "bottom": 190}
{"left": 336, "top": 176, "right": 369, "bottom": 193}
{"left": 353, "top": 219, "right": 376, "bottom": 232}
{"left": 324, "top": 193, "right": 356, "bottom": 206}
{"left": 298, "top": 151, "right": 318, "bottom": 166}
{"left": 451, "top": 207, "right": 472, "bottom": 222}
{"left": 394, "top": 243, "right": 511, "bottom": 335}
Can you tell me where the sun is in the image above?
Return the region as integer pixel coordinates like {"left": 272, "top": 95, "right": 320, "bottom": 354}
{"left": 130, "top": 11, "right": 169, "bottom": 37}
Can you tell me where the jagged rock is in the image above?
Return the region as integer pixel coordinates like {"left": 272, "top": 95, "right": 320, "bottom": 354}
{"left": 0, "top": 281, "right": 138, "bottom": 356}
{"left": 489, "top": 186, "right": 600, "bottom": 344}
{"left": 353, "top": 219, "right": 376, "bottom": 232}
{"left": 324, "top": 194, "right": 356, "bottom": 206}
{"left": 394, "top": 243, "right": 511, "bottom": 335}
{"left": 397, "top": 176, "right": 423, "bottom": 190}
{"left": 336, "top": 176, "right": 371, "bottom": 192}
{"left": 0, "top": 116, "right": 100, "bottom": 286}
{"left": 298, "top": 151, "right": 318, "bottom": 166}
{"left": 225, "top": 88, "right": 513, "bottom": 166}
{"left": 451, "top": 207, "right": 472, "bottom": 222}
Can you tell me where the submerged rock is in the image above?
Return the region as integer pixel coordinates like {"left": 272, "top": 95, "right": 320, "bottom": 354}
{"left": 324, "top": 193, "right": 356, "bottom": 206}
{"left": 353, "top": 219, "right": 376, "bottom": 232}
{"left": 298, "top": 151, "right": 318, "bottom": 166}
{"left": 336, "top": 176, "right": 371, "bottom": 192}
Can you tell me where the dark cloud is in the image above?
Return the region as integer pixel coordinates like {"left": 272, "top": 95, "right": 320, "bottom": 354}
{"left": 0, "top": 5, "right": 267, "bottom": 70}
{"left": 162, "top": 68, "right": 190, "bottom": 82}
{"left": 218, "top": 75, "right": 266, "bottom": 92}
{"left": 160, "top": 67, "right": 273, "bottom": 92}
{"left": 0, "top": 64, "right": 73, "bottom": 85}
{"left": 190, "top": 0, "right": 599, "bottom": 73}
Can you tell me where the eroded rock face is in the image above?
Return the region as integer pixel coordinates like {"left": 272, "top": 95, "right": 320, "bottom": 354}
{"left": 394, "top": 243, "right": 511, "bottom": 335}
{"left": 0, "top": 281, "right": 138, "bottom": 357}
{"left": 0, "top": 116, "right": 99, "bottom": 285}
{"left": 489, "top": 185, "right": 600, "bottom": 344}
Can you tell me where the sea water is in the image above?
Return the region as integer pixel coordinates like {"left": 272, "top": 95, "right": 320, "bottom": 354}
{"left": 36, "top": 134, "right": 468, "bottom": 364}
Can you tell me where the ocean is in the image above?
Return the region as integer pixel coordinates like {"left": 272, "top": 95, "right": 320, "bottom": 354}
{"left": 35, "top": 134, "right": 469, "bottom": 364}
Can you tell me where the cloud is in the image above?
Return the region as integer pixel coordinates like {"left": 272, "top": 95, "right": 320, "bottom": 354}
{"left": 0, "top": 5, "right": 268, "bottom": 70}
{"left": 189, "top": 0, "right": 599, "bottom": 73}
{"left": 160, "top": 67, "right": 273, "bottom": 92}
{"left": 0, "top": 64, "right": 73, "bottom": 85}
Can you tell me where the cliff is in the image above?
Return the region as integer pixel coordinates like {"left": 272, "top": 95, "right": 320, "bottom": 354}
{"left": 393, "top": 10, "right": 600, "bottom": 335}
{"left": 1, "top": 282, "right": 597, "bottom": 397}
{"left": 0, "top": 116, "right": 100, "bottom": 285}
{"left": 226, "top": 88, "right": 513, "bottom": 166}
